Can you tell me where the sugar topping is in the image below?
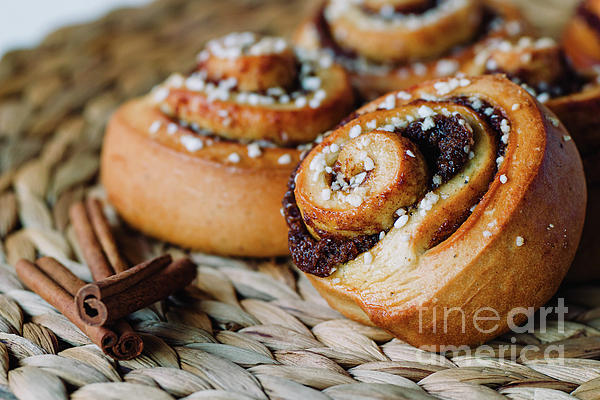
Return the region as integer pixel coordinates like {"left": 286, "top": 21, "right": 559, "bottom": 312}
{"left": 433, "top": 77, "right": 471, "bottom": 96}
{"left": 278, "top": 154, "right": 292, "bottom": 165}
{"left": 394, "top": 214, "right": 409, "bottom": 229}
{"left": 167, "top": 123, "right": 178, "bottom": 135}
{"left": 436, "top": 59, "right": 459, "bottom": 77}
{"left": 227, "top": 153, "right": 241, "bottom": 163}
{"left": 418, "top": 192, "right": 440, "bottom": 216}
{"left": 396, "top": 91, "right": 412, "bottom": 100}
{"left": 417, "top": 105, "right": 435, "bottom": 118}
{"left": 180, "top": 135, "right": 204, "bottom": 152}
{"left": 247, "top": 143, "right": 262, "bottom": 158}
{"left": 326, "top": 0, "right": 470, "bottom": 31}
{"left": 500, "top": 119, "right": 511, "bottom": 144}
{"left": 153, "top": 35, "right": 337, "bottom": 121}
{"left": 349, "top": 125, "right": 363, "bottom": 139}
{"left": 152, "top": 87, "right": 170, "bottom": 103}
{"left": 149, "top": 120, "right": 162, "bottom": 135}
{"left": 204, "top": 32, "right": 288, "bottom": 59}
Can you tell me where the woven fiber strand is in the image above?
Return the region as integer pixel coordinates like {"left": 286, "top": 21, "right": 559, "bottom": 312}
{"left": 1, "top": 0, "right": 600, "bottom": 399}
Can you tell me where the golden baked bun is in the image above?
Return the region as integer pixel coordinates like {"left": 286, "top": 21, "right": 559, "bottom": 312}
{"left": 101, "top": 32, "right": 355, "bottom": 257}
{"left": 283, "top": 75, "right": 586, "bottom": 349}
{"left": 463, "top": 36, "right": 600, "bottom": 281}
{"left": 563, "top": 0, "right": 600, "bottom": 76}
{"left": 294, "top": 0, "right": 528, "bottom": 99}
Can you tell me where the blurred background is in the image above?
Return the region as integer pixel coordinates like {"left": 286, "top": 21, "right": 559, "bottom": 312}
{"left": 0, "top": 0, "right": 579, "bottom": 58}
{"left": 0, "top": 0, "right": 152, "bottom": 56}
{"left": 0, "top": 0, "right": 581, "bottom": 174}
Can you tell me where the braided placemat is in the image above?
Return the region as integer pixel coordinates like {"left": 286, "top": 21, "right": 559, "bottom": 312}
{"left": 1, "top": 0, "right": 599, "bottom": 399}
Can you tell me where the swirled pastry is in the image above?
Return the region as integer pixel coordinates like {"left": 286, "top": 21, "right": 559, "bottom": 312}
{"left": 463, "top": 35, "right": 600, "bottom": 281}
{"left": 295, "top": 0, "right": 527, "bottom": 98}
{"left": 559, "top": 1, "right": 600, "bottom": 280}
{"left": 101, "top": 32, "right": 355, "bottom": 257}
{"left": 563, "top": 0, "right": 600, "bottom": 76}
{"left": 283, "top": 75, "right": 586, "bottom": 348}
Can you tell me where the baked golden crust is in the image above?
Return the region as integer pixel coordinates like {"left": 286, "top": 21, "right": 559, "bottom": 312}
{"left": 101, "top": 33, "right": 355, "bottom": 256}
{"left": 547, "top": 88, "right": 600, "bottom": 177}
{"left": 549, "top": 85, "right": 600, "bottom": 283}
{"left": 559, "top": 2, "right": 600, "bottom": 281}
{"left": 294, "top": 0, "right": 527, "bottom": 99}
{"left": 102, "top": 99, "right": 297, "bottom": 256}
{"left": 458, "top": 33, "right": 600, "bottom": 282}
{"left": 325, "top": 0, "right": 482, "bottom": 63}
{"left": 161, "top": 64, "right": 354, "bottom": 146}
{"left": 285, "top": 75, "right": 586, "bottom": 348}
{"left": 563, "top": 0, "right": 600, "bottom": 76}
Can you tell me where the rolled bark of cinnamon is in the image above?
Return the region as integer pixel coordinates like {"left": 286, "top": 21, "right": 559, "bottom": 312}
{"left": 36, "top": 257, "right": 85, "bottom": 296}
{"left": 111, "top": 320, "right": 143, "bottom": 360}
{"left": 15, "top": 259, "right": 118, "bottom": 355}
{"left": 69, "top": 201, "right": 115, "bottom": 280}
{"left": 84, "top": 198, "right": 129, "bottom": 274}
{"left": 69, "top": 198, "right": 196, "bottom": 354}
{"left": 70, "top": 198, "right": 146, "bottom": 359}
{"left": 75, "top": 256, "right": 196, "bottom": 326}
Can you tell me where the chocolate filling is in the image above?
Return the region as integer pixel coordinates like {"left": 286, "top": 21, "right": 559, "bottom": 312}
{"left": 283, "top": 98, "right": 507, "bottom": 277}
{"left": 403, "top": 114, "right": 474, "bottom": 184}
{"left": 451, "top": 96, "right": 508, "bottom": 157}
{"left": 283, "top": 183, "right": 379, "bottom": 277}
{"left": 361, "top": 0, "right": 440, "bottom": 17}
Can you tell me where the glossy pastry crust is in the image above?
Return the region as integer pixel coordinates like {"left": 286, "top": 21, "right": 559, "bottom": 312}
{"left": 283, "top": 75, "right": 586, "bottom": 348}
{"left": 101, "top": 33, "right": 355, "bottom": 257}
{"left": 294, "top": 0, "right": 527, "bottom": 98}
{"left": 102, "top": 99, "right": 298, "bottom": 256}
{"left": 562, "top": 0, "right": 600, "bottom": 75}
{"left": 559, "top": 0, "right": 600, "bottom": 280}
{"left": 461, "top": 34, "right": 600, "bottom": 281}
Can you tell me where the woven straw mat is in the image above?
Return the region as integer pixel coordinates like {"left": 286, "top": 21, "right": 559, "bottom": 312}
{"left": 0, "top": 0, "right": 599, "bottom": 399}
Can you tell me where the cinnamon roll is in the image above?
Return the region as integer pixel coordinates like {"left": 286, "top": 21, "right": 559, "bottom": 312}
{"left": 283, "top": 75, "right": 586, "bottom": 348}
{"left": 294, "top": 0, "right": 527, "bottom": 98}
{"left": 463, "top": 35, "right": 600, "bottom": 281}
{"left": 563, "top": 0, "right": 600, "bottom": 76}
{"left": 101, "top": 32, "right": 355, "bottom": 257}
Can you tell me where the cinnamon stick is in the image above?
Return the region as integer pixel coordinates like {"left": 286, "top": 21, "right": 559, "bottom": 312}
{"left": 69, "top": 198, "right": 196, "bottom": 347}
{"left": 112, "top": 320, "right": 144, "bottom": 359}
{"left": 76, "top": 257, "right": 196, "bottom": 326}
{"left": 75, "top": 254, "right": 172, "bottom": 326}
{"left": 36, "top": 257, "right": 85, "bottom": 296}
{"left": 69, "top": 201, "right": 114, "bottom": 280}
{"left": 15, "top": 259, "right": 118, "bottom": 355}
{"left": 70, "top": 199, "right": 145, "bottom": 359}
{"left": 84, "top": 198, "right": 129, "bottom": 274}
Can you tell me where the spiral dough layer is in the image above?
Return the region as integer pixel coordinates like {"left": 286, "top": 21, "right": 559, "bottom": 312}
{"left": 294, "top": 0, "right": 527, "bottom": 98}
{"left": 101, "top": 32, "right": 355, "bottom": 257}
{"left": 283, "top": 75, "right": 586, "bottom": 348}
{"left": 463, "top": 34, "right": 600, "bottom": 281}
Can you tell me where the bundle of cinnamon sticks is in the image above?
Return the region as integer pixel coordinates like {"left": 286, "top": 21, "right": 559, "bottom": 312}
{"left": 15, "top": 198, "right": 197, "bottom": 360}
